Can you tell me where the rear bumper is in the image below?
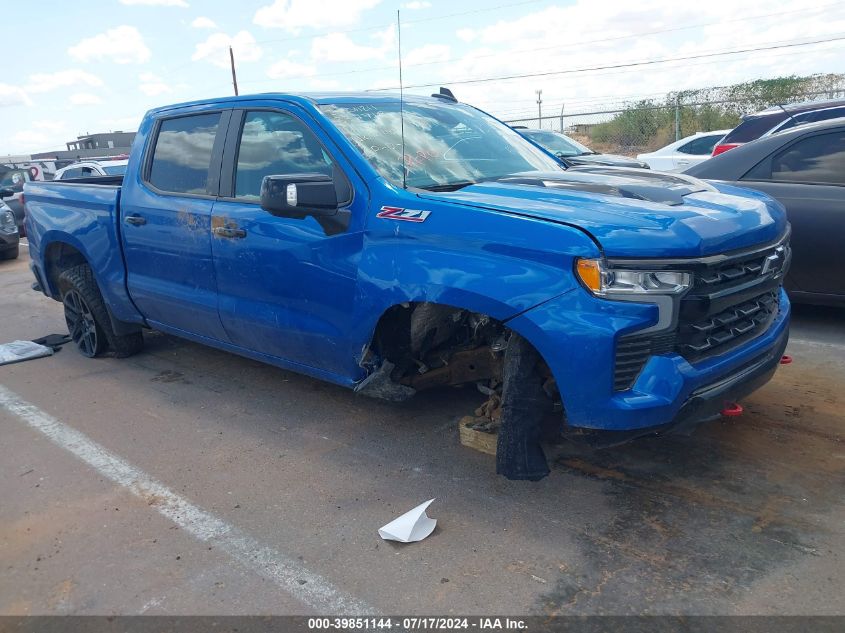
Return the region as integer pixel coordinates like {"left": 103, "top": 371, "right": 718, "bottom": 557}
{"left": 509, "top": 287, "right": 790, "bottom": 432}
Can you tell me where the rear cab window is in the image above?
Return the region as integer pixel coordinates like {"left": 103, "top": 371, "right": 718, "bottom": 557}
{"left": 147, "top": 112, "right": 222, "bottom": 195}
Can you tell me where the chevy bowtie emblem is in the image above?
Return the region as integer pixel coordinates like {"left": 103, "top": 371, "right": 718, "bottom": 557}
{"left": 761, "top": 246, "right": 786, "bottom": 276}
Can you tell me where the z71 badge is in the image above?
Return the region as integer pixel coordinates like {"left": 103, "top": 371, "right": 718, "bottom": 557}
{"left": 376, "top": 206, "right": 431, "bottom": 222}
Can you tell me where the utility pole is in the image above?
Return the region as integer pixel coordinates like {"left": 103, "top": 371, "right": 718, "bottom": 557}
{"left": 674, "top": 93, "right": 681, "bottom": 141}
{"left": 535, "top": 89, "right": 543, "bottom": 128}
{"left": 229, "top": 46, "right": 239, "bottom": 96}
{"left": 559, "top": 102, "right": 565, "bottom": 133}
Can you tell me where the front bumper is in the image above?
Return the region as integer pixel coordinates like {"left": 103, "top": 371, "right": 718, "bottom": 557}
{"left": 508, "top": 286, "right": 790, "bottom": 432}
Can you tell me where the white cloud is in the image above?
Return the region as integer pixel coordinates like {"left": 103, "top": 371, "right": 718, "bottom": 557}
{"left": 25, "top": 70, "right": 104, "bottom": 94}
{"left": 69, "top": 93, "right": 103, "bottom": 105}
{"left": 456, "top": 28, "right": 476, "bottom": 43}
{"left": 0, "top": 83, "right": 31, "bottom": 107}
{"left": 266, "top": 59, "right": 317, "bottom": 79}
{"left": 404, "top": 44, "right": 450, "bottom": 66}
{"left": 401, "top": 1, "right": 430, "bottom": 9}
{"left": 10, "top": 120, "right": 70, "bottom": 152}
{"left": 193, "top": 31, "right": 262, "bottom": 68}
{"left": 139, "top": 72, "right": 172, "bottom": 96}
{"left": 254, "top": 0, "right": 382, "bottom": 33}
{"left": 68, "top": 26, "right": 151, "bottom": 64}
{"left": 191, "top": 16, "right": 218, "bottom": 29}
{"left": 120, "top": 0, "right": 188, "bottom": 6}
{"left": 311, "top": 25, "right": 394, "bottom": 63}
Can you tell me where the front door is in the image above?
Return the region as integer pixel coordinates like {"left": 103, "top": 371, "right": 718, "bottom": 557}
{"left": 121, "top": 109, "right": 231, "bottom": 340}
{"left": 210, "top": 106, "right": 365, "bottom": 377}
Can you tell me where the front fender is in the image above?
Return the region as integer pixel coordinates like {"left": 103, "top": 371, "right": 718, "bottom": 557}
{"left": 343, "top": 197, "right": 600, "bottom": 375}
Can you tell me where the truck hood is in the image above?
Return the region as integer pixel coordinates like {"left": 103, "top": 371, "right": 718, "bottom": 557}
{"left": 417, "top": 167, "right": 786, "bottom": 257}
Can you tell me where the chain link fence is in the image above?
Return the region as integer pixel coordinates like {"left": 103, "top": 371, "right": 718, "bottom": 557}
{"left": 502, "top": 74, "right": 845, "bottom": 157}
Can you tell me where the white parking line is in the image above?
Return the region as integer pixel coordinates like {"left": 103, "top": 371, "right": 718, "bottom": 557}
{"left": 790, "top": 338, "right": 845, "bottom": 352}
{"left": 0, "top": 384, "right": 373, "bottom": 615}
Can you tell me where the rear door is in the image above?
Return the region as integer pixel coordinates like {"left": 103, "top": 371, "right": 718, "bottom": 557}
{"left": 210, "top": 104, "right": 366, "bottom": 376}
{"left": 121, "top": 108, "right": 232, "bottom": 340}
{"left": 740, "top": 129, "right": 845, "bottom": 298}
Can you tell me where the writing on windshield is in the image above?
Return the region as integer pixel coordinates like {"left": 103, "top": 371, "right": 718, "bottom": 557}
{"left": 320, "top": 102, "right": 561, "bottom": 189}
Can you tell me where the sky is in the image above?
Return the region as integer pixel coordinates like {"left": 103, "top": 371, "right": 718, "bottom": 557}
{"left": 2, "top": 0, "right": 844, "bottom": 156}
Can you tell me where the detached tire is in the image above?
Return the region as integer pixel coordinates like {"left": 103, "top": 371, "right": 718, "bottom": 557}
{"left": 1, "top": 245, "right": 19, "bottom": 260}
{"left": 59, "top": 264, "right": 144, "bottom": 358}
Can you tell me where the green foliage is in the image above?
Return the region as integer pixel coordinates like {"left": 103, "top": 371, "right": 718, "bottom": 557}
{"left": 586, "top": 73, "right": 845, "bottom": 152}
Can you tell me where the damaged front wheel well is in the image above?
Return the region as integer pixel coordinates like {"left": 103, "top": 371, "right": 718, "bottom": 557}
{"left": 358, "top": 301, "right": 558, "bottom": 403}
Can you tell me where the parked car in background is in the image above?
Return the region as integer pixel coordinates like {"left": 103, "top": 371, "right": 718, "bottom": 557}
{"left": 0, "top": 195, "right": 20, "bottom": 259}
{"left": 517, "top": 128, "right": 650, "bottom": 168}
{"left": 53, "top": 159, "right": 129, "bottom": 180}
{"left": 637, "top": 130, "right": 730, "bottom": 171}
{"left": 0, "top": 167, "right": 31, "bottom": 236}
{"left": 687, "top": 118, "right": 844, "bottom": 306}
{"left": 712, "top": 97, "right": 845, "bottom": 156}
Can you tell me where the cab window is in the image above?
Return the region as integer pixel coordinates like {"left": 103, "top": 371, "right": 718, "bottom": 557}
{"left": 148, "top": 113, "right": 221, "bottom": 195}
{"left": 234, "top": 110, "right": 333, "bottom": 200}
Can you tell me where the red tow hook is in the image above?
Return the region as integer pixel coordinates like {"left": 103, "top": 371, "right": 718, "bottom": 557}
{"left": 780, "top": 355, "right": 793, "bottom": 365}
{"left": 721, "top": 402, "right": 744, "bottom": 417}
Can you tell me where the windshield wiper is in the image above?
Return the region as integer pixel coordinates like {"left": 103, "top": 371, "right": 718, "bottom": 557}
{"left": 419, "top": 180, "right": 478, "bottom": 192}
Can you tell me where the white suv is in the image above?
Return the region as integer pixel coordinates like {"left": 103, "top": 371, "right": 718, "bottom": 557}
{"left": 53, "top": 159, "right": 129, "bottom": 180}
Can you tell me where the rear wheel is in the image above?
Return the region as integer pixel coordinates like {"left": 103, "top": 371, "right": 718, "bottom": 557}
{"left": 63, "top": 288, "right": 103, "bottom": 357}
{"left": 59, "top": 264, "right": 144, "bottom": 358}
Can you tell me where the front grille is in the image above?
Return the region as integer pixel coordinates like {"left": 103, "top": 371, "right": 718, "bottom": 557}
{"left": 676, "top": 290, "right": 779, "bottom": 362}
{"left": 612, "top": 236, "right": 789, "bottom": 391}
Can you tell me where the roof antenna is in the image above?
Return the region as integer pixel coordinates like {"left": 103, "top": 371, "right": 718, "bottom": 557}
{"left": 397, "top": 9, "right": 407, "bottom": 190}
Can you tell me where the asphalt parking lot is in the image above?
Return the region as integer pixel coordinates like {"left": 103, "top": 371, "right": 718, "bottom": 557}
{"left": 1, "top": 249, "right": 843, "bottom": 616}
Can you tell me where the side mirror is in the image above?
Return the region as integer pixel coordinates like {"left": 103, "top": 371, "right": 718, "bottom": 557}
{"left": 0, "top": 188, "right": 13, "bottom": 199}
{"left": 260, "top": 174, "right": 338, "bottom": 218}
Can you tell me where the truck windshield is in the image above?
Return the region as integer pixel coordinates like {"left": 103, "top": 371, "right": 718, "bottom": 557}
{"left": 320, "top": 101, "right": 563, "bottom": 190}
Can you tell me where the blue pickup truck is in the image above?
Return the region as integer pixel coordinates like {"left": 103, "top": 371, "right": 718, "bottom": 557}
{"left": 24, "top": 91, "right": 791, "bottom": 480}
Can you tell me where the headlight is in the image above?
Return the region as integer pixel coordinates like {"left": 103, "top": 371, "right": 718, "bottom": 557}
{"left": 576, "top": 258, "right": 691, "bottom": 297}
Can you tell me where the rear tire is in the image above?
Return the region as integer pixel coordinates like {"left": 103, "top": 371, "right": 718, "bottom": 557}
{"left": 59, "top": 264, "right": 144, "bottom": 358}
{"left": 1, "top": 245, "right": 19, "bottom": 260}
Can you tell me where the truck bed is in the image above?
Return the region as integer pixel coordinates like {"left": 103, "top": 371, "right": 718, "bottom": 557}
{"left": 24, "top": 178, "right": 140, "bottom": 325}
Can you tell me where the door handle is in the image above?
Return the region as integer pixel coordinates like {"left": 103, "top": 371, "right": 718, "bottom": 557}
{"left": 212, "top": 226, "right": 247, "bottom": 239}
{"left": 124, "top": 214, "right": 146, "bottom": 226}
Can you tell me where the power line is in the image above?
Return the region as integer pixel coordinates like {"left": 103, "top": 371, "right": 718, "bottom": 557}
{"left": 500, "top": 88, "right": 845, "bottom": 122}
{"left": 368, "top": 34, "right": 845, "bottom": 91}
{"left": 489, "top": 52, "right": 845, "bottom": 117}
